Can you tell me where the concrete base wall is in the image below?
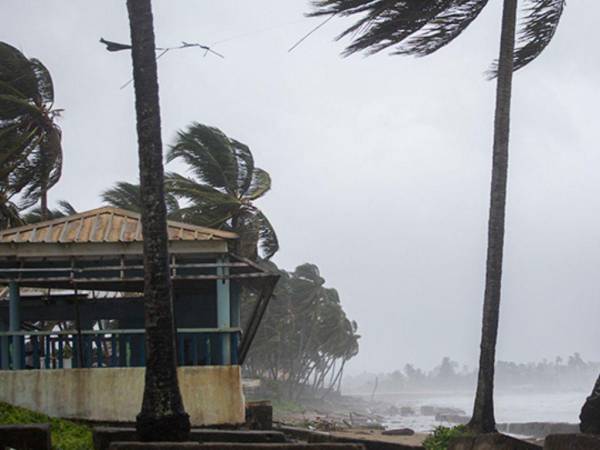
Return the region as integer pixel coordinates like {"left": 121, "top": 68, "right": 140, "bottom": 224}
{"left": 0, "top": 366, "right": 245, "bottom": 426}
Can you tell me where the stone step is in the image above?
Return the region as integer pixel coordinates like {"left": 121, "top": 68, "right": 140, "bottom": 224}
{"left": 93, "top": 427, "right": 287, "bottom": 450}
{"left": 109, "top": 444, "right": 365, "bottom": 450}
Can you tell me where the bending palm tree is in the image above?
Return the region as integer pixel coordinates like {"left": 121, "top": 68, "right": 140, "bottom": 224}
{"left": 310, "top": 0, "right": 565, "bottom": 433}
{"left": 0, "top": 41, "right": 63, "bottom": 221}
{"left": 166, "top": 123, "right": 278, "bottom": 260}
{"left": 126, "top": 0, "right": 190, "bottom": 441}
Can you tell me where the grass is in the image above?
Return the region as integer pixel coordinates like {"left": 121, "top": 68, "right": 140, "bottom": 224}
{"left": 0, "top": 401, "right": 93, "bottom": 450}
{"left": 423, "top": 425, "right": 474, "bottom": 450}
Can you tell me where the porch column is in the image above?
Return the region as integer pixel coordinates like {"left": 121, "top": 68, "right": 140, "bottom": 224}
{"left": 0, "top": 318, "right": 8, "bottom": 370}
{"left": 216, "top": 256, "right": 231, "bottom": 364}
{"left": 9, "top": 281, "right": 22, "bottom": 370}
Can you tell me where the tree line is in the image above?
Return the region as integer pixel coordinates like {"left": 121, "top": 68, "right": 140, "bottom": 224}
{"left": 346, "top": 354, "right": 600, "bottom": 394}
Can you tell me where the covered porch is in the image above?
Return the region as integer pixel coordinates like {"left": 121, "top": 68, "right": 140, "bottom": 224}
{"left": 0, "top": 207, "right": 278, "bottom": 372}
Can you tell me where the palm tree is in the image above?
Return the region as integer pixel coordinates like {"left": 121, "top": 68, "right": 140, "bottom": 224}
{"left": 0, "top": 41, "right": 63, "bottom": 221}
{"left": 310, "top": 0, "right": 565, "bottom": 433}
{"left": 23, "top": 200, "right": 76, "bottom": 223}
{"left": 101, "top": 181, "right": 182, "bottom": 218}
{"left": 166, "top": 123, "right": 278, "bottom": 260}
{"left": 126, "top": 0, "right": 190, "bottom": 441}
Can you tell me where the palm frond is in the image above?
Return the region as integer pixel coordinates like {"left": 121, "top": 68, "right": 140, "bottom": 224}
{"left": 503, "top": 0, "right": 565, "bottom": 74}
{"left": 0, "top": 200, "right": 23, "bottom": 230}
{"left": 30, "top": 58, "right": 54, "bottom": 105}
{"left": 56, "top": 200, "right": 77, "bottom": 216}
{"left": 253, "top": 207, "right": 279, "bottom": 260}
{"left": 397, "top": 0, "right": 490, "bottom": 56}
{"left": 231, "top": 139, "right": 255, "bottom": 197}
{"left": 244, "top": 168, "right": 271, "bottom": 200}
{"left": 102, "top": 180, "right": 181, "bottom": 218}
{"left": 165, "top": 172, "right": 240, "bottom": 208}
{"left": 0, "top": 42, "right": 39, "bottom": 100}
{"left": 167, "top": 123, "right": 239, "bottom": 194}
{"left": 102, "top": 181, "right": 143, "bottom": 212}
{"left": 310, "top": 0, "right": 483, "bottom": 56}
{"left": 174, "top": 203, "right": 239, "bottom": 228}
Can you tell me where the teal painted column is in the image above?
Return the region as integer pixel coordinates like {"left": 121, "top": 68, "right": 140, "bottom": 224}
{"left": 0, "top": 318, "right": 8, "bottom": 370}
{"left": 216, "top": 256, "right": 231, "bottom": 364}
{"left": 230, "top": 282, "right": 240, "bottom": 328}
{"left": 9, "top": 281, "right": 22, "bottom": 370}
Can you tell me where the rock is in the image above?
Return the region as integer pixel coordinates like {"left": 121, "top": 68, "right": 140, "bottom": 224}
{"left": 435, "top": 414, "right": 470, "bottom": 425}
{"left": 420, "top": 406, "right": 466, "bottom": 417}
{"left": 448, "top": 433, "right": 541, "bottom": 450}
{"left": 0, "top": 424, "right": 51, "bottom": 450}
{"left": 382, "top": 428, "right": 415, "bottom": 436}
{"left": 400, "top": 406, "right": 415, "bottom": 416}
{"left": 385, "top": 405, "right": 400, "bottom": 415}
{"left": 544, "top": 433, "right": 600, "bottom": 450}
{"left": 580, "top": 374, "right": 600, "bottom": 434}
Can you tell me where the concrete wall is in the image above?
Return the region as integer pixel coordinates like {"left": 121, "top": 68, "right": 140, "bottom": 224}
{"left": 0, "top": 366, "right": 245, "bottom": 426}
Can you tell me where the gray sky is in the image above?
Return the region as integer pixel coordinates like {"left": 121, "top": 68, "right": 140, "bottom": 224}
{"left": 2, "top": 1, "right": 599, "bottom": 374}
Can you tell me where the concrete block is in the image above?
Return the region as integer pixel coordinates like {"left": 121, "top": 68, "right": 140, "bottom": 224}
{"left": 246, "top": 401, "right": 273, "bottom": 430}
{"left": 448, "top": 433, "right": 541, "bottom": 450}
{"left": 94, "top": 427, "right": 287, "bottom": 450}
{"left": 0, "top": 424, "right": 51, "bottom": 450}
{"left": 544, "top": 433, "right": 600, "bottom": 450}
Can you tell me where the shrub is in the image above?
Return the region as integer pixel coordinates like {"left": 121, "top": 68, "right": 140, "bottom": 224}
{"left": 0, "top": 401, "right": 93, "bottom": 450}
{"left": 423, "top": 425, "right": 473, "bottom": 450}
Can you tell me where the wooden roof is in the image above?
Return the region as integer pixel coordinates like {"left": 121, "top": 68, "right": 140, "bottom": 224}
{"left": 0, "top": 207, "right": 238, "bottom": 244}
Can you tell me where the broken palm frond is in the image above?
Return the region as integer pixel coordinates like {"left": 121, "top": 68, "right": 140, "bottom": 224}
{"left": 99, "top": 38, "right": 224, "bottom": 89}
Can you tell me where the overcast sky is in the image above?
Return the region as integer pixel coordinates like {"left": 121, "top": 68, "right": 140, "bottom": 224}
{"left": 2, "top": 1, "right": 599, "bottom": 374}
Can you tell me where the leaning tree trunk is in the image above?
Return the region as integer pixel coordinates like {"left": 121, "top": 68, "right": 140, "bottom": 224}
{"left": 127, "top": 0, "right": 190, "bottom": 441}
{"left": 468, "top": 0, "right": 517, "bottom": 434}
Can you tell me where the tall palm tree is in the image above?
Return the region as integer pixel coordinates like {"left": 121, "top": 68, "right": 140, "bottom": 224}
{"left": 101, "top": 181, "right": 182, "bottom": 219}
{"left": 166, "top": 123, "right": 278, "bottom": 260}
{"left": 126, "top": 0, "right": 190, "bottom": 441}
{"left": 0, "top": 41, "right": 63, "bottom": 221}
{"left": 310, "top": 0, "right": 565, "bottom": 433}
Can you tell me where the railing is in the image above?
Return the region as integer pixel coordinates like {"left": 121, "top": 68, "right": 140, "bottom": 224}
{"left": 0, "top": 328, "right": 241, "bottom": 370}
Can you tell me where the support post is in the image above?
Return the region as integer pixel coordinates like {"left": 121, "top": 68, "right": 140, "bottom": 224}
{"left": 9, "top": 281, "right": 22, "bottom": 370}
{"left": 0, "top": 318, "right": 8, "bottom": 370}
{"left": 216, "top": 256, "right": 231, "bottom": 364}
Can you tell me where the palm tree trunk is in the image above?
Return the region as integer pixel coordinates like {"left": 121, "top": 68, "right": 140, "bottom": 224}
{"left": 468, "top": 0, "right": 517, "bottom": 434}
{"left": 126, "top": 0, "right": 190, "bottom": 441}
{"left": 40, "top": 188, "right": 48, "bottom": 221}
